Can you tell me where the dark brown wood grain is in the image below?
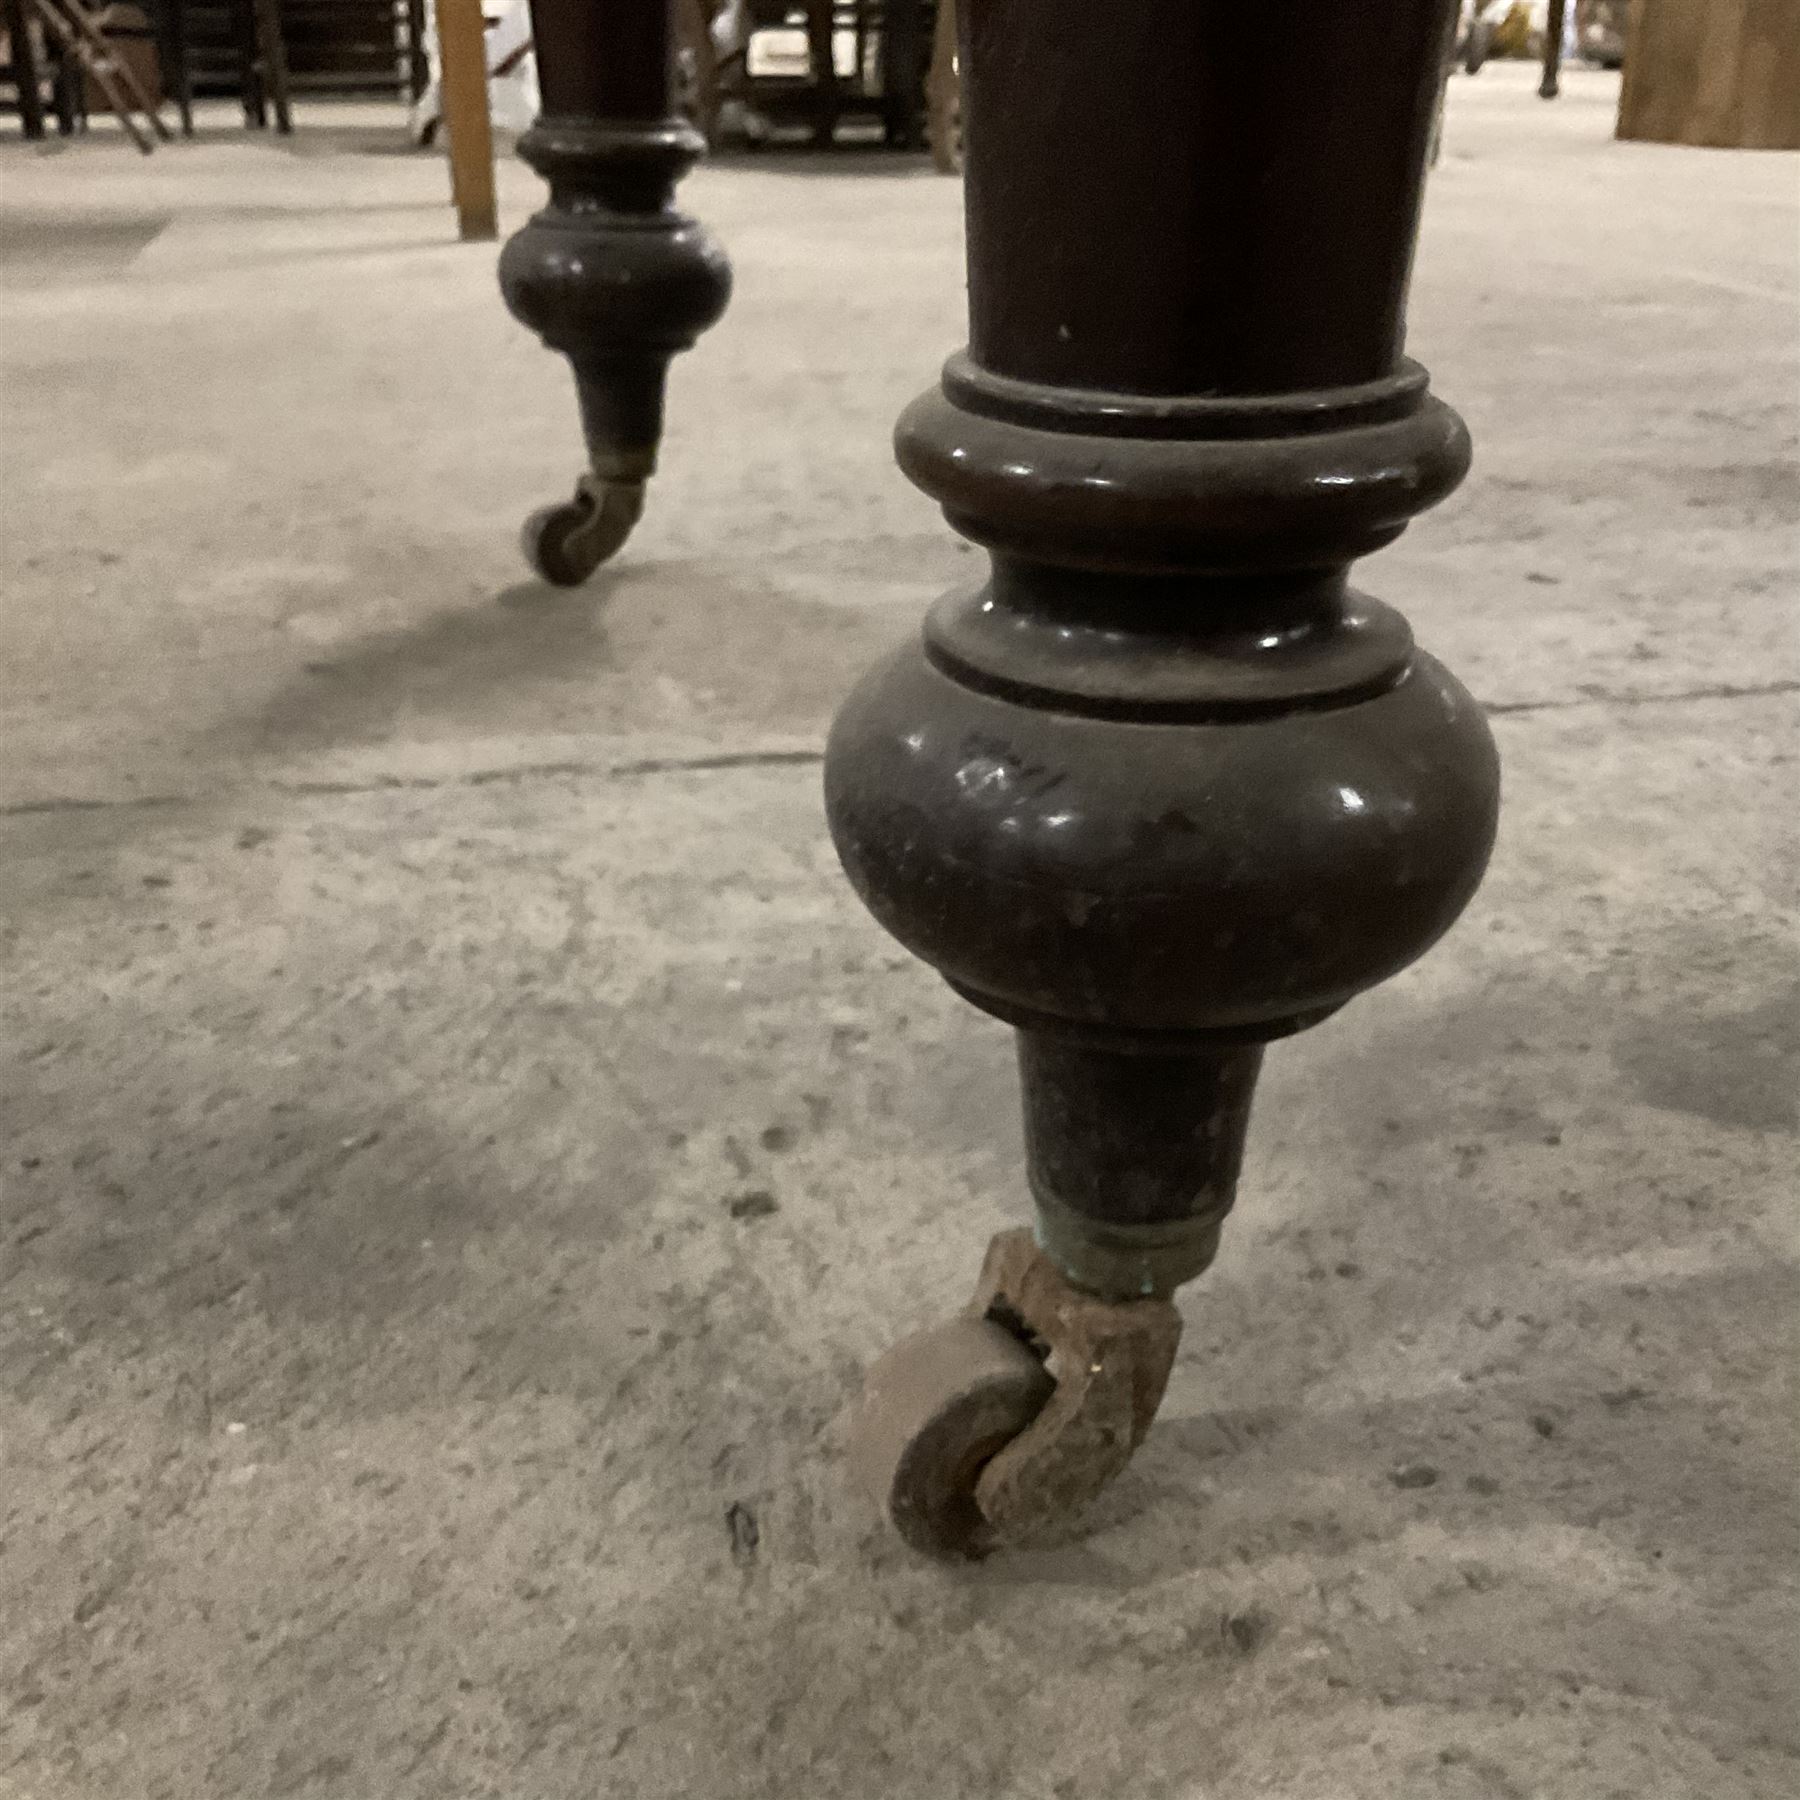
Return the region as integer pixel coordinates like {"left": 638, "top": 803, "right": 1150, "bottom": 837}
{"left": 532, "top": 0, "right": 670, "bottom": 118}
{"left": 959, "top": 0, "right": 1455, "bottom": 396}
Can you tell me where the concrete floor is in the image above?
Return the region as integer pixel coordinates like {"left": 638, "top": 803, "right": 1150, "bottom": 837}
{"left": 2, "top": 63, "right": 1796, "bottom": 1800}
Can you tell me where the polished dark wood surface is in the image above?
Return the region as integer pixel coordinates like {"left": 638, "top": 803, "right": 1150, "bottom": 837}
{"left": 532, "top": 0, "right": 670, "bottom": 119}
{"left": 961, "top": 0, "right": 1455, "bottom": 396}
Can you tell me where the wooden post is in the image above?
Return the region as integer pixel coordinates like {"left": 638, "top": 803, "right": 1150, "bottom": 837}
{"left": 230, "top": 0, "right": 263, "bottom": 124}
{"left": 248, "top": 0, "right": 290, "bottom": 133}
{"left": 881, "top": 0, "right": 925, "bottom": 148}
{"left": 803, "top": 0, "right": 837, "bottom": 146}
{"left": 5, "top": 0, "right": 49, "bottom": 138}
{"left": 437, "top": 0, "right": 497, "bottom": 241}
{"left": 1618, "top": 0, "right": 1800, "bottom": 149}
{"left": 154, "top": 0, "right": 194, "bottom": 135}
{"left": 829, "top": 0, "right": 1501, "bottom": 1554}
{"left": 1541, "top": 0, "right": 1566, "bottom": 96}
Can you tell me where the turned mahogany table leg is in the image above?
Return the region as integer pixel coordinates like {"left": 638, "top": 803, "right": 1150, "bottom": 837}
{"left": 830, "top": 0, "right": 1500, "bottom": 1556}
{"left": 501, "top": 0, "right": 731, "bottom": 585}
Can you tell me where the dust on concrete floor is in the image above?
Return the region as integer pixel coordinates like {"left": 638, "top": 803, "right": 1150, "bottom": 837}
{"left": 2, "top": 62, "right": 1796, "bottom": 1800}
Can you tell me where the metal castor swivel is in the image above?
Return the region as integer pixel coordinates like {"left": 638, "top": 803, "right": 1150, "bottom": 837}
{"left": 521, "top": 475, "right": 646, "bottom": 587}
{"left": 851, "top": 1229, "right": 1183, "bottom": 1558}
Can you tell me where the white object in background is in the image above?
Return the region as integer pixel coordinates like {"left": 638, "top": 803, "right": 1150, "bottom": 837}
{"left": 411, "top": 0, "right": 538, "bottom": 146}
{"left": 745, "top": 25, "right": 859, "bottom": 81}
